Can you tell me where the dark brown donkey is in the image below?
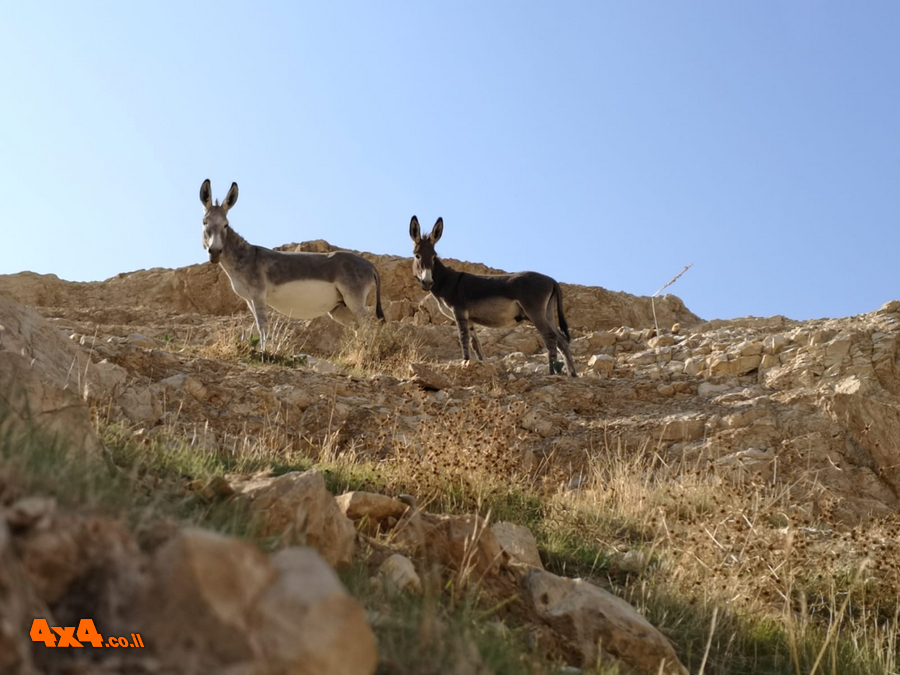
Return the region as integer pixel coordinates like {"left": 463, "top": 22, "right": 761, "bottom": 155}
{"left": 409, "top": 216, "right": 577, "bottom": 376}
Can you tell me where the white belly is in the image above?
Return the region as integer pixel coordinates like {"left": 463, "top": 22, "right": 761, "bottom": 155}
{"left": 266, "top": 280, "right": 342, "bottom": 319}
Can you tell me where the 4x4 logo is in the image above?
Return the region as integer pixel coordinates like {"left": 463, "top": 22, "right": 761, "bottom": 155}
{"left": 30, "top": 619, "right": 144, "bottom": 648}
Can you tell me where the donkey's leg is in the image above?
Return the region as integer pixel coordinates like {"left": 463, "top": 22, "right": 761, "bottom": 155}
{"left": 555, "top": 327, "right": 578, "bottom": 377}
{"left": 329, "top": 303, "right": 359, "bottom": 327}
{"left": 531, "top": 312, "right": 562, "bottom": 375}
{"left": 469, "top": 326, "right": 485, "bottom": 361}
{"left": 331, "top": 281, "right": 373, "bottom": 328}
{"left": 452, "top": 310, "right": 472, "bottom": 362}
{"left": 248, "top": 298, "right": 269, "bottom": 352}
{"left": 544, "top": 305, "right": 577, "bottom": 376}
{"left": 343, "top": 290, "right": 371, "bottom": 326}
{"left": 540, "top": 328, "right": 561, "bottom": 374}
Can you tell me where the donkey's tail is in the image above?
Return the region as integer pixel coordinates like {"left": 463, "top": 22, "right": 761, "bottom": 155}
{"left": 554, "top": 281, "right": 570, "bottom": 341}
{"left": 374, "top": 267, "right": 386, "bottom": 322}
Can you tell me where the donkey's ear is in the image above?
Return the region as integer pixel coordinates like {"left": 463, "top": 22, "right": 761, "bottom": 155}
{"left": 430, "top": 217, "right": 443, "bottom": 243}
{"left": 409, "top": 215, "right": 421, "bottom": 242}
{"left": 200, "top": 179, "right": 213, "bottom": 210}
{"left": 223, "top": 182, "right": 239, "bottom": 211}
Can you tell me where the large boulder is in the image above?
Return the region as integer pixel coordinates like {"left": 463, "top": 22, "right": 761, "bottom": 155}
{"left": 140, "top": 528, "right": 275, "bottom": 666}
{"left": 0, "top": 297, "right": 101, "bottom": 458}
{"left": 236, "top": 470, "right": 356, "bottom": 569}
{"left": 250, "top": 547, "right": 378, "bottom": 674}
{"left": 394, "top": 512, "right": 508, "bottom": 578}
{"left": 524, "top": 568, "right": 688, "bottom": 675}
{"left": 139, "top": 529, "right": 376, "bottom": 675}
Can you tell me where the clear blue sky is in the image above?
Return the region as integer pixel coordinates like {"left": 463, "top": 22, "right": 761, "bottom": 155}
{"left": 1, "top": 2, "right": 898, "bottom": 321}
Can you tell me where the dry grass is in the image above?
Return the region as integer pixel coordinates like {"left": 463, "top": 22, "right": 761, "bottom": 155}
{"left": 90, "top": 354, "right": 900, "bottom": 674}
{"left": 45, "top": 308, "right": 900, "bottom": 674}
{"left": 336, "top": 320, "right": 426, "bottom": 378}
{"left": 189, "top": 314, "right": 426, "bottom": 379}
{"left": 321, "top": 409, "right": 900, "bottom": 673}
{"left": 194, "top": 314, "right": 313, "bottom": 366}
{"left": 322, "top": 396, "right": 554, "bottom": 519}
{"left": 537, "top": 436, "right": 900, "bottom": 674}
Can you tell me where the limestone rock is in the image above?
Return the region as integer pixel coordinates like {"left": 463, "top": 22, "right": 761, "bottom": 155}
{"left": 394, "top": 512, "right": 508, "bottom": 577}
{"left": 648, "top": 335, "right": 676, "bottom": 348}
{"left": 236, "top": 470, "right": 356, "bottom": 569}
{"left": 683, "top": 355, "right": 706, "bottom": 376}
{"left": 524, "top": 568, "right": 688, "bottom": 675}
{"left": 613, "top": 549, "right": 652, "bottom": 574}
{"left": 490, "top": 522, "right": 543, "bottom": 569}
{"left": 708, "top": 352, "right": 760, "bottom": 377}
{"left": 140, "top": 528, "right": 275, "bottom": 667}
{"left": 0, "top": 297, "right": 101, "bottom": 458}
{"left": 17, "top": 518, "right": 83, "bottom": 603}
{"left": 14, "top": 511, "right": 145, "bottom": 648}
{"left": 138, "top": 530, "right": 376, "bottom": 675}
{"left": 335, "top": 491, "right": 410, "bottom": 523}
{"left": 878, "top": 299, "right": 900, "bottom": 314}
{"left": 251, "top": 547, "right": 378, "bottom": 675}
{"left": 520, "top": 408, "right": 558, "bottom": 437}
{"left": 588, "top": 353, "right": 615, "bottom": 375}
{"left": 408, "top": 362, "right": 451, "bottom": 390}
{"left": 378, "top": 553, "right": 423, "bottom": 596}
{"left": 305, "top": 355, "right": 340, "bottom": 375}
{"left": 655, "top": 414, "right": 705, "bottom": 442}
{"left": 583, "top": 331, "right": 618, "bottom": 349}
{"left": 127, "top": 333, "right": 158, "bottom": 349}
{"left": 4, "top": 496, "right": 56, "bottom": 530}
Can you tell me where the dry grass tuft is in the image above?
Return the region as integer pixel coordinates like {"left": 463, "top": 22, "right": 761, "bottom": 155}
{"left": 337, "top": 320, "right": 426, "bottom": 378}
{"left": 194, "top": 315, "right": 320, "bottom": 367}
{"left": 321, "top": 396, "right": 554, "bottom": 524}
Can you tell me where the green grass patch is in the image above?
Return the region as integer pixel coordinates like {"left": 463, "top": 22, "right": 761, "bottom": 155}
{"left": 0, "top": 414, "right": 259, "bottom": 542}
{"left": 341, "top": 562, "right": 574, "bottom": 675}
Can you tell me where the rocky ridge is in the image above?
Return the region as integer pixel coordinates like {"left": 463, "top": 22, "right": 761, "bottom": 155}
{"left": 1, "top": 243, "right": 899, "bottom": 674}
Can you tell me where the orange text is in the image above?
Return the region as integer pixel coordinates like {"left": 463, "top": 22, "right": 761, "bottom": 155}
{"left": 30, "top": 619, "right": 144, "bottom": 648}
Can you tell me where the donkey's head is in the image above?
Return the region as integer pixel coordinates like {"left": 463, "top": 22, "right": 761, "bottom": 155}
{"left": 409, "top": 215, "right": 443, "bottom": 291}
{"left": 199, "top": 179, "right": 239, "bottom": 264}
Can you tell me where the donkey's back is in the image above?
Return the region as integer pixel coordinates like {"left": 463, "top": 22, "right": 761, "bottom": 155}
{"left": 457, "top": 270, "right": 558, "bottom": 302}
{"left": 255, "top": 249, "right": 382, "bottom": 321}
{"left": 260, "top": 249, "right": 378, "bottom": 285}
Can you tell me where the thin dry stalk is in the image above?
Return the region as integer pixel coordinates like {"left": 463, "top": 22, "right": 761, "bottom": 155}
{"left": 697, "top": 606, "right": 719, "bottom": 675}
{"left": 650, "top": 262, "right": 693, "bottom": 338}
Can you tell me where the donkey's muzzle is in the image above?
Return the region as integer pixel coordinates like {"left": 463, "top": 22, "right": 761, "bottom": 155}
{"left": 208, "top": 250, "right": 222, "bottom": 264}
{"left": 420, "top": 279, "right": 433, "bottom": 292}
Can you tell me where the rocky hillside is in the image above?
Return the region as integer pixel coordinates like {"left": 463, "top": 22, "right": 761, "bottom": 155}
{"left": 1, "top": 243, "right": 899, "bottom": 674}
{"left": 0, "top": 240, "right": 698, "bottom": 332}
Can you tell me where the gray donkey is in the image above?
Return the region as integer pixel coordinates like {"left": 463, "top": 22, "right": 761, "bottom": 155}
{"left": 409, "top": 216, "right": 576, "bottom": 376}
{"left": 200, "top": 179, "right": 384, "bottom": 351}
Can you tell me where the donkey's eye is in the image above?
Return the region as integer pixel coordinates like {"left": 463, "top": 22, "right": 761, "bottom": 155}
{"left": 415, "top": 254, "right": 421, "bottom": 260}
